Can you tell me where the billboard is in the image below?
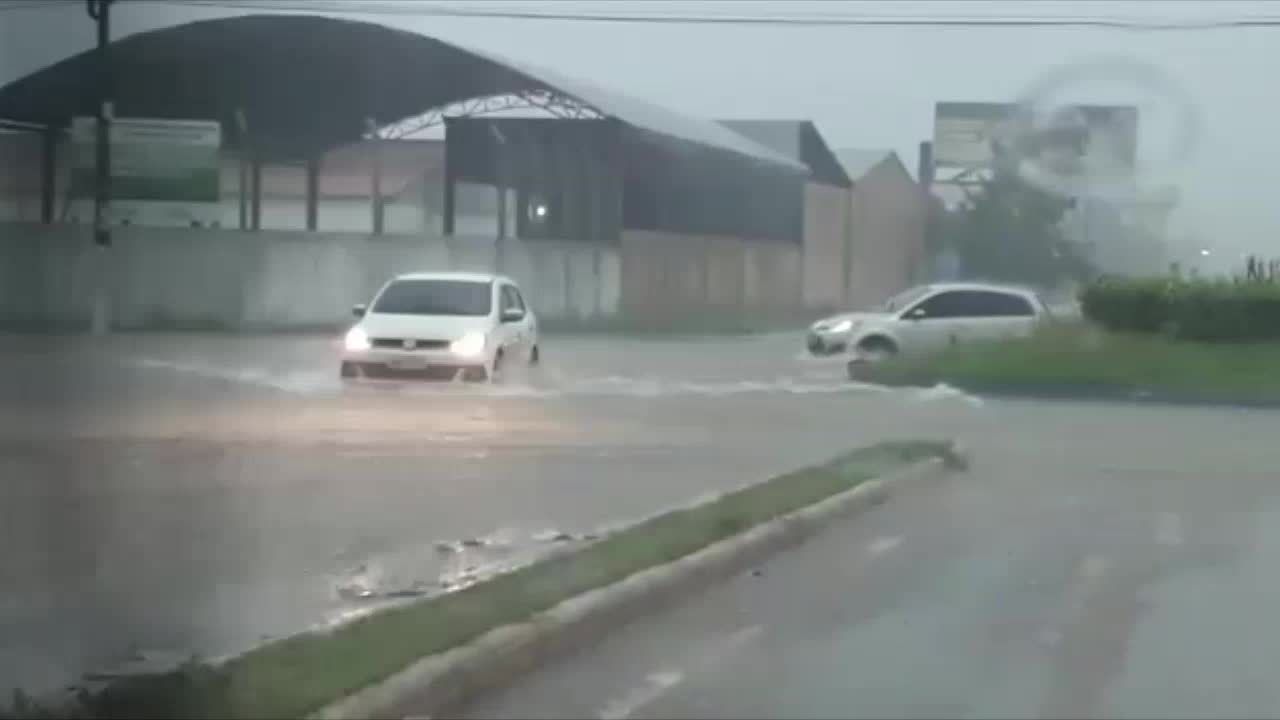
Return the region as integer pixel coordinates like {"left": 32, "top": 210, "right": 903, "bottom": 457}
{"left": 71, "top": 116, "right": 222, "bottom": 226}
{"left": 932, "top": 101, "right": 1138, "bottom": 179}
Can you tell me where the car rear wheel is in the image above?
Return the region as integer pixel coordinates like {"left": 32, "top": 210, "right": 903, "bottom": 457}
{"left": 529, "top": 345, "right": 540, "bottom": 366}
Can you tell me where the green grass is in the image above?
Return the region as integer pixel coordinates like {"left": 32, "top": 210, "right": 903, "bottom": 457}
{"left": 856, "top": 322, "right": 1280, "bottom": 404}
{"left": 34, "top": 440, "right": 951, "bottom": 720}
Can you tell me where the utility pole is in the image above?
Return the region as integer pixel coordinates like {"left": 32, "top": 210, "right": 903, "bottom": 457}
{"left": 87, "top": 0, "right": 113, "bottom": 247}
{"left": 86, "top": 0, "right": 114, "bottom": 335}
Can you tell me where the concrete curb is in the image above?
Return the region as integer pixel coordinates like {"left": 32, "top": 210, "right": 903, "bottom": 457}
{"left": 851, "top": 371, "right": 1280, "bottom": 411}
{"left": 313, "top": 445, "right": 964, "bottom": 720}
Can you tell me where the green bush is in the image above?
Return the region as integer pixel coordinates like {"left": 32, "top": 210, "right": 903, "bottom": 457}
{"left": 1081, "top": 276, "right": 1280, "bottom": 342}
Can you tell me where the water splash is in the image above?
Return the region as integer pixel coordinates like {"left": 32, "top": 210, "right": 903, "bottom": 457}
{"left": 128, "top": 356, "right": 888, "bottom": 400}
{"left": 129, "top": 357, "right": 338, "bottom": 395}
{"left": 910, "top": 383, "right": 985, "bottom": 408}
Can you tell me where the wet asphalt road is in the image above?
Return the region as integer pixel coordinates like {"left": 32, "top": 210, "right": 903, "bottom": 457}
{"left": 1, "top": 331, "right": 982, "bottom": 696}
{"left": 459, "top": 400, "right": 1280, "bottom": 720}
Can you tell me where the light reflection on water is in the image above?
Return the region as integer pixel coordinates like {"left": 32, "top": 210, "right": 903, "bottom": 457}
{"left": 124, "top": 355, "right": 967, "bottom": 404}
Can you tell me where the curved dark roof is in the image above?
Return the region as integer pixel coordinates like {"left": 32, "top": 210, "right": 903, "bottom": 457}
{"left": 0, "top": 13, "right": 802, "bottom": 170}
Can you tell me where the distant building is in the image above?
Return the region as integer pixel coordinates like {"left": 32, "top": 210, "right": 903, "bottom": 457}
{"left": 834, "top": 148, "right": 930, "bottom": 309}
{"left": 718, "top": 120, "right": 929, "bottom": 311}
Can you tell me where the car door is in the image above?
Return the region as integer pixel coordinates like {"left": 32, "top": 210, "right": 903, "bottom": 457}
{"left": 957, "top": 286, "right": 1024, "bottom": 340}
{"left": 497, "top": 284, "right": 532, "bottom": 358}
{"left": 894, "top": 290, "right": 975, "bottom": 354}
{"left": 508, "top": 284, "right": 536, "bottom": 350}
{"left": 970, "top": 290, "right": 1039, "bottom": 341}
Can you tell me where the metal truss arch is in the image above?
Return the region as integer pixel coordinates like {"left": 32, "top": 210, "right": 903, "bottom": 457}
{"left": 380, "top": 89, "right": 603, "bottom": 139}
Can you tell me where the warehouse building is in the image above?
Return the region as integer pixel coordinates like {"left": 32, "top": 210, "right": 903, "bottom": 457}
{"left": 0, "top": 13, "right": 912, "bottom": 330}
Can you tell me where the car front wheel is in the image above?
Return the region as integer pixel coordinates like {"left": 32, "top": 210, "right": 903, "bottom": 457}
{"left": 529, "top": 344, "right": 540, "bottom": 366}
{"left": 488, "top": 350, "right": 504, "bottom": 382}
{"left": 856, "top": 336, "right": 898, "bottom": 363}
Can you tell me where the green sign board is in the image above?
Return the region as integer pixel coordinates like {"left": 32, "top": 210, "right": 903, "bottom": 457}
{"left": 71, "top": 116, "right": 221, "bottom": 203}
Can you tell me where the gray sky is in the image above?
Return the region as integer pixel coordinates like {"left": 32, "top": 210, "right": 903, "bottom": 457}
{"left": 2, "top": 0, "right": 1278, "bottom": 264}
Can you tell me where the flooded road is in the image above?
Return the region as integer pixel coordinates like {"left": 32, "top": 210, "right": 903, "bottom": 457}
{"left": 460, "top": 399, "right": 1280, "bottom": 720}
{"left": 11, "top": 332, "right": 1275, "bottom": 707}
{"left": 0, "top": 331, "right": 980, "bottom": 695}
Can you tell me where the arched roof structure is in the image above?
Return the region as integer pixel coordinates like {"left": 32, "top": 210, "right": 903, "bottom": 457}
{"left": 0, "top": 13, "right": 803, "bottom": 170}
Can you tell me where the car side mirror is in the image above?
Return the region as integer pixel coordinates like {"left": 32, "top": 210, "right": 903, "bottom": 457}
{"left": 352, "top": 304, "right": 367, "bottom": 318}
{"left": 905, "top": 307, "right": 927, "bottom": 320}
{"left": 501, "top": 308, "right": 525, "bottom": 323}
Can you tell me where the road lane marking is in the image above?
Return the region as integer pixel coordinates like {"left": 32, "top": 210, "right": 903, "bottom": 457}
{"left": 1037, "top": 552, "right": 1144, "bottom": 720}
{"left": 596, "top": 625, "right": 763, "bottom": 720}
{"left": 867, "top": 535, "right": 902, "bottom": 557}
{"left": 1156, "top": 511, "right": 1184, "bottom": 547}
{"left": 598, "top": 670, "right": 685, "bottom": 720}
{"left": 1055, "top": 554, "right": 1110, "bottom": 635}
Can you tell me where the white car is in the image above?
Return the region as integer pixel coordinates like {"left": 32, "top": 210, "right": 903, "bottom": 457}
{"left": 805, "top": 282, "right": 1049, "bottom": 362}
{"left": 340, "top": 272, "right": 539, "bottom": 382}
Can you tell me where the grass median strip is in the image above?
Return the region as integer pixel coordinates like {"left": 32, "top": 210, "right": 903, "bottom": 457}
{"left": 854, "top": 322, "right": 1280, "bottom": 405}
{"left": 31, "top": 440, "right": 950, "bottom": 720}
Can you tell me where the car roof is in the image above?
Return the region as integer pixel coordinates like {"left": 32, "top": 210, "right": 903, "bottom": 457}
{"left": 921, "top": 282, "right": 1040, "bottom": 296}
{"left": 389, "top": 271, "right": 513, "bottom": 285}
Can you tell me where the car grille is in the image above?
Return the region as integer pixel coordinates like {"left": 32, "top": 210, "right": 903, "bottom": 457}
{"left": 370, "top": 338, "right": 450, "bottom": 350}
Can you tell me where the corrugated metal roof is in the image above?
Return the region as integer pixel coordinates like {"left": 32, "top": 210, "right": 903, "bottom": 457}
{"left": 834, "top": 148, "right": 895, "bottom": 181}
{"left": 718, "top": 120, "right": 804, "bottom": 160}
{"left": 718, "top": 119, "right": 851, "bottom": 186}
{"left": 457, "top": 44, "right": 808, "bottom": 173}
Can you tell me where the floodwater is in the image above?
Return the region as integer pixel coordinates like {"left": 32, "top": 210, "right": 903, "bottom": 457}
{"left": 4, "top": 329, "right": 1238, "bottom": 701}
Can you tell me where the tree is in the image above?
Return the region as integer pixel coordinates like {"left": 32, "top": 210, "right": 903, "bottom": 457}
{"left": 940, "top": 169, "right": 1095, "bottom": 286}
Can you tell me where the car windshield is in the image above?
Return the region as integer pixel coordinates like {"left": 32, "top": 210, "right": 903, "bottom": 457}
{"left": 874, "top": 286, "right": 933, "bottom": 313}
{"left": 371, "top": 279, "right": 492, "bottom": 316}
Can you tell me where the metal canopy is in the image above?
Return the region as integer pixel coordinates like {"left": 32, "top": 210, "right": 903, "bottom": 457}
{"left": 0, "top": 13, "right": 803, "bottom": 170}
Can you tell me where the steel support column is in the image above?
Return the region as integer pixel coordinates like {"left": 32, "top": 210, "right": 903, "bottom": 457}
{"left": 250, "top": 159, "right": 262, "bottom": 230}
{"left": 443, "top": 127, "right": 456, "bottom": 236}
{"left": 305, "top": 156, "right": 320, "bottom": 231}
{"left": 40, "top": 127, "right": 56, "bottom": 224}
{"left": 235, "top": 110, "right": 249, "bottom": 230}
{"left": 366, "top": 119, "right": 384, "bottom": 235}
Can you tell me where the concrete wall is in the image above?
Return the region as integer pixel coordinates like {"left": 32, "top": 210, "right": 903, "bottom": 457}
{"left": 801, "top": 181, "right": 851, "bottom": 311}
{"left": 619, "top": 229, "right": 802, "bottom": 324}
{"left": 0, "top": 224, "right": 618, "bottom": 331}
{"left": 846, "top": 161, "right": 928, "bottom": 310}
{"left": 32, "top": 179, "right": 504, "bottom": 238}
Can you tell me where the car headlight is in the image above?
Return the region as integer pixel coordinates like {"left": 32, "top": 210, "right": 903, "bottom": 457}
{"left": 344, "top": 326, "right": 371, "bottom": 352}
{"left": 829, "top": 319, "right": 854, "bottom": 334}
{"left": 450, "top": 332, "right": 487, "bottom": 358}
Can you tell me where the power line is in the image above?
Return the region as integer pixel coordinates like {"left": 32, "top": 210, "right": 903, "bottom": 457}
{"left": 131, "top": 0, "right": 1280, "bottom": 30}
{"left": 0, "top": 1, "right": 79, "bottom": 13}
